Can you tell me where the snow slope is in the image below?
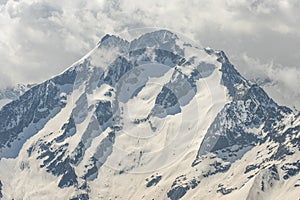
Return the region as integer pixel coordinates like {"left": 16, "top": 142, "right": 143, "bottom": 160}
{"left": 0, "top": 30, "right": 299, "bottom": 200}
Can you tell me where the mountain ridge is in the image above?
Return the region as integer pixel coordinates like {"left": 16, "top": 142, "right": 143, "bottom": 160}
{"left": 0, "top": 30, "right": 299, "bottom": 200}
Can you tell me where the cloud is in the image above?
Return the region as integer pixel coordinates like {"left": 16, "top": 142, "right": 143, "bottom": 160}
{"left": 0, "top": 0, "right": 299, "bottom": 109}
{"left": 235, "top": 53, "right": 300, "bottom": 109}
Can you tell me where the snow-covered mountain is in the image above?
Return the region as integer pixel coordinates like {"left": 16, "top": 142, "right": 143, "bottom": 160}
{"left": 0, "top": 30, "right": 299, "bottom": 200}
{"left": 0, "top": 84, "right": 33, "bottom": 109}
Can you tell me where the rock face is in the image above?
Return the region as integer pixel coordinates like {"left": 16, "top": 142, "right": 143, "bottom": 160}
{"left": 195, "top": 51, "right": 293, "bottom": 163}
{"left": 0, "top": 180, "right": 2, "bottom": 198}
{"left": 0, "top": 30, "right": 299, "bottom": 200}
{"left": 0, "top": 70, "right": 76, "bottom": 157}
{"left": 0, "top": 84, "right": 33, "bottom": 101}
{"left": 0, "top": 84, "right": 33, "bottom": 109}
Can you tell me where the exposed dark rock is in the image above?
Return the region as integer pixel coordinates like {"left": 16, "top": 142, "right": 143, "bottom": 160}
{"left": 82, "top": 131, "right": 115, "bottom": 181}
{"left": 282, "top": 161, "right": 300, "bottom": 180}
{"left": 203, "top": 161, "right": 231, "bottom": 177}
{"left": 194, "top": 49, "right": 293, "bottom": 164}
{"left": 155, "top": 86, "right": 179, "bottom": 110}
{"left": 55, "top": 117, "right": 76, "bottom": 143}
{"left": 0, "top": 180, "right": 3, "bottom": 198}
{"left": 167, "top": 186, "right": 188, "bottom": 200}
{"left": 0, "top": 68, "right": 76, "bottom": 156}
{"left": 217, "top": 185, "right": 237, "bottom": 195}
{"left": 146, "top": 175, "right": 162, "bottom": 187}
{"left": 70, "top": 142, "right": 85, "bottom": 166}
{"left": 58, "top": 166, "right": 78, "bottom": 188}
{"left": 70, "top": 193, "right": 89, "bottom": 200}
{"left": 245, "top": 164, "right": 260, "bottom": 174}
{"left": 167, "top": 175, "right": 200, "bottom": 200}
{"left": 95, "top": 101, "right": 113, "bottom": 126}
{"left": 103, "top": 56, "right": 133, "bottom": 86}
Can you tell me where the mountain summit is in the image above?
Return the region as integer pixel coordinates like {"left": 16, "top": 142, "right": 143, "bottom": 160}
{"left": 0, "top": 30, "right": 299, "bottom": 200}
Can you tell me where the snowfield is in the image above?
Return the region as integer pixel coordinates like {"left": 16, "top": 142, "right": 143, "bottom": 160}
{"left": 0, "top": 30, "right": 299, "bottom": 200}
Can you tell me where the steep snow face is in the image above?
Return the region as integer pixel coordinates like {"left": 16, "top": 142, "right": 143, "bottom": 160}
{"left": 194, "top": 50, "right": 294, "bottom": 163}
{"left": 0, "top": 70, "right": 76, "bottom": 158}
{"left": 0, "top": 30, "right": 299, "bottom": 200}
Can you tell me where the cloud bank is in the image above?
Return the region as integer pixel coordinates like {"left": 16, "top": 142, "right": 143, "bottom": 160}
{"left": 0, "top": 0, "right": 299, "bottom": 109}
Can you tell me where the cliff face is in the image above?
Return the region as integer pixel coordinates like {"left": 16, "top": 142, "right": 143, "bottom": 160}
{"left": 0, "top": 30, "right": 299, "bottom": 200}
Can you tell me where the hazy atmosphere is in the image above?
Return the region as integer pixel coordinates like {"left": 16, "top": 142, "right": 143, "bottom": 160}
{"left": 0, "top": 1, "right": 299, "bottom": 199}
{"left": 0, "top": 0, "right": 299, "bottom": 109}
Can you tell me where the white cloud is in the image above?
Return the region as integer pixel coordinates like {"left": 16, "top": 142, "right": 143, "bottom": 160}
{"left": 0, "top": 0, "right": 299, "bottom": 109}
{"left": 234, "top": 53, "right": 300, "bottom": 110}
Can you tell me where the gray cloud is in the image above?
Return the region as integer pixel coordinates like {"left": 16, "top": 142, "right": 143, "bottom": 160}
{"left": 236, "top": 53, "right": 300, "bottom": 110}
{"left": 0, "top": 0, "right": 299, "bottom": 109}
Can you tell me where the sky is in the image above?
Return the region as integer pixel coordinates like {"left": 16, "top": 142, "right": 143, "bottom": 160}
{"left": 0, "top": 0, "right": 299, "bottom": 109}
